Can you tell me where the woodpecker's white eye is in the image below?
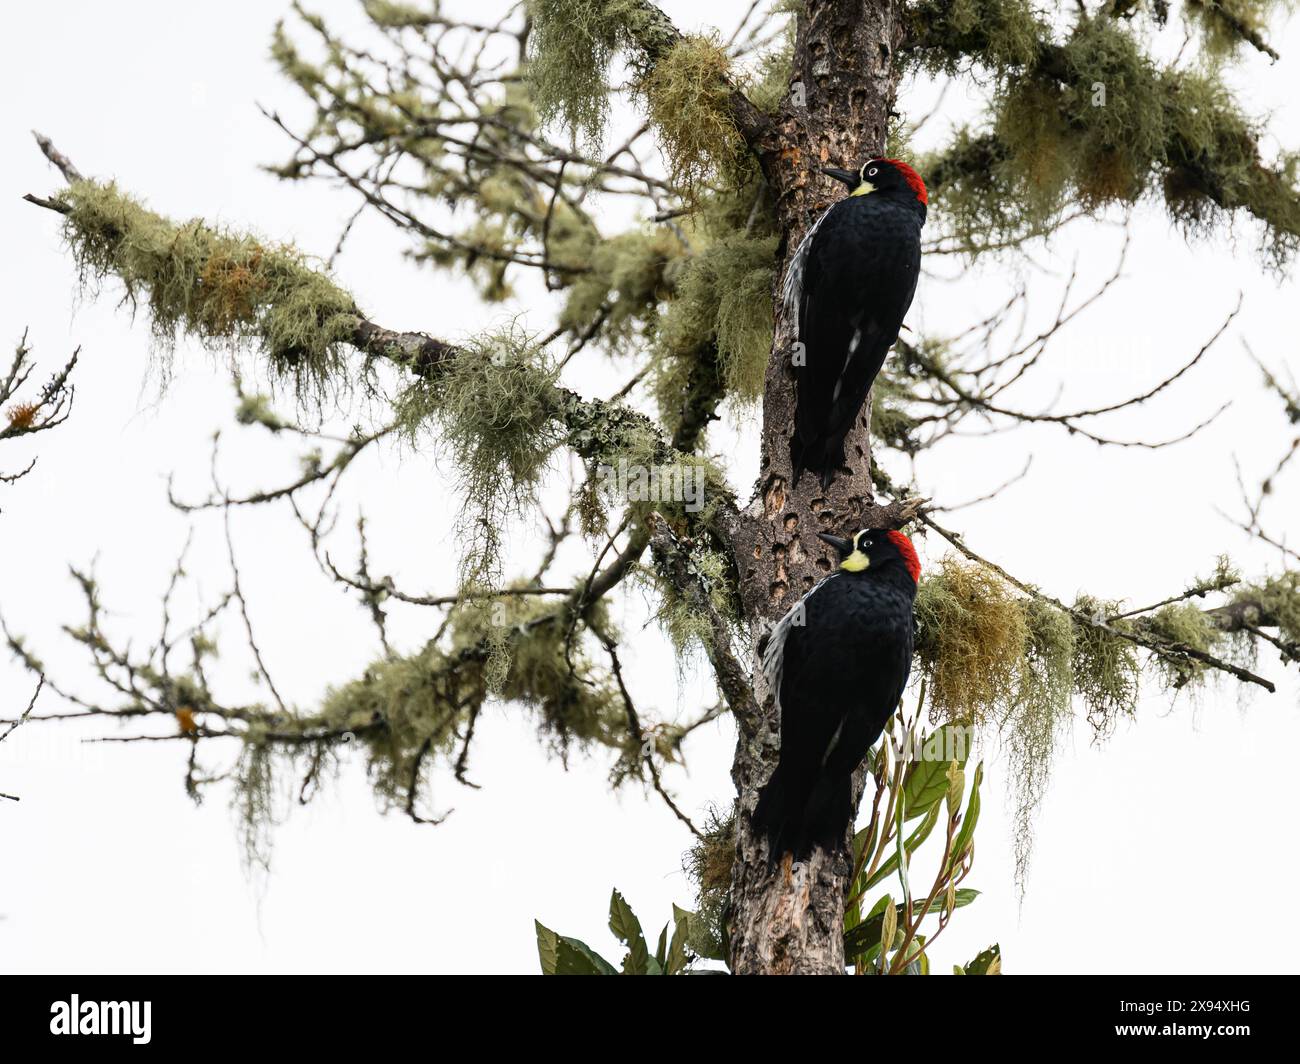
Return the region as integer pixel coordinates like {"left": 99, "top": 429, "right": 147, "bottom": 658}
{"left": 867, "top": 167, "right": 879, "bottom": 177}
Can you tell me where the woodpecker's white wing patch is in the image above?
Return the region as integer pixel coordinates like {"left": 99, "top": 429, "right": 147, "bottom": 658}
{"left": 830, "top": 319, "right": 863, "bottom": 404}
{"left": 762, "top": 572, "right": 838, "bottom": 713}
{"left": 781, "top": 206, "right": 832, "bottom": 332}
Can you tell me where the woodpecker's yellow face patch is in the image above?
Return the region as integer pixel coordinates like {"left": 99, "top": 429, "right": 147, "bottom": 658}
{"left": 839, "top": 531, "right": 872, "bottom": 571}
{"left": 850, "top": 163, "right": 878, "bottom": 197}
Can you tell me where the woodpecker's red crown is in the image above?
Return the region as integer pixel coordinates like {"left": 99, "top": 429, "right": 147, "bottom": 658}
{"left": 875, "top": 158, "right": 928, "bottom": 205}
{"left": 885, "top": 530, "right": 921, "bottom": 583}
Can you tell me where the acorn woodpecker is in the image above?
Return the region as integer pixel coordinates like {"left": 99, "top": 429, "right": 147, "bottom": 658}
{"left": 752, "top": 527, "right": 920, "bottom": 862}
{"left": 783, "top": 158, "right": 927, "bottom": 488}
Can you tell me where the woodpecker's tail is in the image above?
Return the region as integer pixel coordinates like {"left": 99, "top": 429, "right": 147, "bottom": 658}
{"left": 752, "top": 764, "right": 852, "bottom": 865}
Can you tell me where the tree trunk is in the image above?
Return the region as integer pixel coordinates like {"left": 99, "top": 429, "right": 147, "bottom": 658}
{"left": 725, "top": 0, "right": 907, "bottom": 976}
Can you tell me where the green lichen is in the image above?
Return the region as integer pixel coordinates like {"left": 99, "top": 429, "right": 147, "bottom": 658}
{"left": 656, "top": 233, "right": 777, "bottom": 405}
{"left": 653, "top": 537, "right": 735, "bottom": 656}
{"left": 1142, "top": 602, "right": 1222, "bottom": 690}
{"left": 922, "top": 14, "right": 1300, "bottom": 265}
{"left": 682, "top": 806, "right": 734, "bottom": 960}
{"left": 1184, "top": 0, "right": 1279, "bottom": 58}
{"left": 913, "top": 557, "right": 1030, "bottom": 725}
{"left": 361, "top": 0, "right": 436, "bottom": 29}
{"left": 432, "top": 166, "right": 599, "bottom": 303}
{"left": 526, "top": 0, "right": 646, "bottom": 150}
{"left": 61, "top": 181, "right": 359, "bottom": 396}
{"left": 395, "top": 328, "right": 562, "bottom": 587}
{"left": 234, "top": 739, "right": 279, "bottom": 874}
{"left": 1002, "top": 599, "right": 1074, "bottom": 888}
{"left": 906, "top": 0, "right": 1044, "bottom": 75}
{"left": 743, "top": 32, "right": 795, "bottom": 115}
{"left": 639, "top": 33, "right": 744, "bottom": 196}
{"left": 1071, "top": 595, "right": 1141, "bottom": 734}
{"left": 560, "top": 227, "right": 685, "bottom": 347}
{"left": 1230, "top": 571, "right": 1300, "bottom": 646}
{"left": 315, "top": 593, "right": 632, "bottom": 816}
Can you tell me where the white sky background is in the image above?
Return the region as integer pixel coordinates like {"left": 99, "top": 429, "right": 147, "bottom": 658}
{"left": 1, "top": 0, "right": 1297, "bottom": 975}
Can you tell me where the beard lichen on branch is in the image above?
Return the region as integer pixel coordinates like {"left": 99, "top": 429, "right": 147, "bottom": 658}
{"left": 59, "top": 181, "right": 361, "bottom": 396}
{"left": 526, "top": 0, "right": 650, "bottom": 151}
{"left": 318, "top": 593, "right": 633, "bottom": 800}
{"left": 637, "top": 32, "right": 747, "bottom": 197}
{"left": 909, "top": 4, "right": 1300, "bottom": 264}
{"left": 907, "top": 550, "right": 1291, "bottom": 887}
{"left": 395, "top": 329, "right": 565, "bottom": 589}
{"left": 656, "top": 230, "right": 778, "bottom": 408}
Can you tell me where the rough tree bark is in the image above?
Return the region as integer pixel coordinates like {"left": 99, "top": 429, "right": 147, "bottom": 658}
{"left": 723, "top": 0, "right": 911, "bottom": 976}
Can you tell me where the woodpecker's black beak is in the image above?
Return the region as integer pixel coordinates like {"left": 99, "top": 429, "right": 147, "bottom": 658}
{"left": 817, "top": 532, "right": 853, "bottom": 556}
{"left": 822, "top": 167, "right": 859, "bottom": 188}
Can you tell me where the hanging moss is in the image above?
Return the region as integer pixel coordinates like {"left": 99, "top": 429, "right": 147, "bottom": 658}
{"left": 906, "top": 0, "right": 1044, "bottom": 75}
{"left": 1063, "top": 18, "right": 1167, "bottom": 206}
{"left": 1229, "top": 571, "right": 1300, "bottom": 646}
{"left": 449, "top": 596, "right": 628, "bottom": 755}
{"left": 316, "top": 593, "right": 631, "bottom": 816}
{"left": 923, "top": 12, "right": 1300, "bottom": 265}
{"left": 361, "top": 0, "right": 437, "bottom": 29}
{"left": 1002, "top": 599, "right": 1074, "bottom": 889}
{"left": 321, "top": 640, "right": 471, "bottom": 810}
{"left": 638, "top": 33, "right": 744, "bottom": 196}
{"left": 913, "top": 557, "right": 1030, "bottom": 724}
{"left": 560, "top": 227, "right": 685, "bottom": 346}
{"left": 656, "top": 233, "right": 777, "bottom": 404}
{"left": 60, "top": 181, "right": 360, "bottom": 395}
{"left": 1071, "top": 596, "right": 1141, "bottom": 734}
{"left": 395, "top": 328, "right": 563, "bottom": 587}
{"left": 1141, "top": 602, "right": 1223, "bottom": 690}
{"left": 1184, "top": 0, "right": 1278, "bottom": 58}
{"left": 233, "top": 739, "right": 279, "bottom": 874}
{"left": 743, "top": 32, "right": 795, "bottom": 115}
{"left": 682, "top": 806, "right": 734, "bottom": 960}
{"left": 526, "top": 0, "right": 646, "bottom": 150}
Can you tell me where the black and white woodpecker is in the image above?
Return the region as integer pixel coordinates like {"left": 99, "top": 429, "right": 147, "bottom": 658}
{"left": 752, "top": 527, "right": 921, "bottom": 862}
{"left": 782, "top": 158, "right": 927, "bottom": 488}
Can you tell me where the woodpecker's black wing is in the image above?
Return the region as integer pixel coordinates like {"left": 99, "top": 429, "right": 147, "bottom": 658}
{"left": 753, "top": 572, "right": 914, "bottom": 860}
{"left": 788, "top": 197, "right": 921, "bottom": 487}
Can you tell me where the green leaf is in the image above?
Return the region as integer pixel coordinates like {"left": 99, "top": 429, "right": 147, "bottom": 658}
{"left": 845, "top": 823, "right": 877, "bottom": 933}
{"left": 609, "top": 889, "right": 651, "bottom": 975}
{"left": 535, "top": 919, "right": 559, "bottom": 975}
{"left": 900, "top": 933, "right": 928, "bottom": 975}
{"left": 948, "top": 887, "right": 980, "bottom": 909}
{"left": 841, "top": 891, "right": 979, "bottom": 959}
{"left": 556, "top": 937, "right": 620, "bottom": 975}
{"left": 895, "top": 781, "right": 911, "bottom": 905}
{"left": 948, "top": 761, "right": 984, "bottom": 874}
{"left": 666, "top": 906, "right": 693, "bottom": 975}
{"left": 536, "top": 920, "right": 620, "bottom": 975}
{"left": 965, "top": 943, "right": 1001, "bottom": 975}
{"left": 945, "top": 760, "right": 964, "bottom": 819}
{"left": 878, "top": 893, "right": 896, "bottom": 971}
{"left": 864, "top": 802, "right": 941, "bottom": 890}
{"left": 901, "top": 727, "right": 970, "bottom": 820}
